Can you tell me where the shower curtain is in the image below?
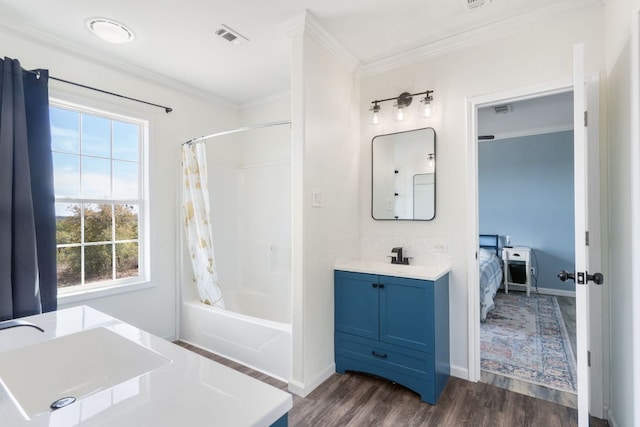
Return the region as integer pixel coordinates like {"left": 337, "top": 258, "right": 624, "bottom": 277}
{"left": 181, "top": 143, "right": 225, "bottom": 308}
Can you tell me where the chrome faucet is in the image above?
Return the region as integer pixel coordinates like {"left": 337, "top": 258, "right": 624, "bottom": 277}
{"left": 0, "top": 319, "right": 45, "bottom": 333}
{"left": 390, "top": 247, "right": 410, "bottom": 265}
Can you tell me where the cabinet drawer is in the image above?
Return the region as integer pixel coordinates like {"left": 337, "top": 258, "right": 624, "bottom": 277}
{"left": 335, "top": 332, "right": 434, "bottom": 382}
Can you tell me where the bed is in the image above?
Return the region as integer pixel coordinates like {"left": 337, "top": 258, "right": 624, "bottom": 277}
{"left": 479, "top": 234, "right": 503, "bottom": 322}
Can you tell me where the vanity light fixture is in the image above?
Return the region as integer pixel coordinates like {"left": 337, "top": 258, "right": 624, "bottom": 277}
{"left": 418, "top": 92, "right": 434, "bottom": 118}
{"left": 86, "top": 18, "right": 135, "bottom": 44}
{"left": 368, "top": 90, "right": 434, "bottom": 125}
{"left": 393, "top": 92, "right": 413, "bottom": 122}
{"left": 369, "top": 102, "right": 382, "bottom": 125}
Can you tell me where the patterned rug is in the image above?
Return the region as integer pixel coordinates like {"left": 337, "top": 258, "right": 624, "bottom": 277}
{"left": 480, "top": 292, "right": 577, "bottom": 393}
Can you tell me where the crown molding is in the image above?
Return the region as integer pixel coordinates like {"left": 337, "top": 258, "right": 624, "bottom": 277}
{"left": 280, "top": 10, "right": 361, "bottom": 73}
{"left": 361, "top": 0, "right": 602, "bottom": 76}
{"left": 0, "top": 21, "right": 239, "bottom": 110}
{"left": 239, "top": 90, "right": 291, "bottom": 111}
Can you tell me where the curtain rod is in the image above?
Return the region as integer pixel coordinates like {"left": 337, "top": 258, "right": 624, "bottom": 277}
{"left": 183, "top": 120, "right": 292, "bottom": 146}
{"left": 26, "top": 69, "right": 173, "bottom": 113}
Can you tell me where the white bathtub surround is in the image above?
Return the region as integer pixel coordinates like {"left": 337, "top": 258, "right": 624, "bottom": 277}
{"left": 179, "top": 121, "right": 293, "bottom": 383}
{"left": 0, "top": 306, "right": 291, "bottom": 426}
{"left": 180, "top": 300, "right": 292, "bottom": 381}
{"left": 181, "top": 144, "right": 225, "bottom": 309}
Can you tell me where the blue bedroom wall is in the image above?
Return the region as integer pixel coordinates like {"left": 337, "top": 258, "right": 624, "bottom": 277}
{"left": 479, "top": 130, "right": 575, "bottom": 292}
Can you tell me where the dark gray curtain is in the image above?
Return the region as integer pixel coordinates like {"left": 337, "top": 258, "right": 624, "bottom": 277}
{"left": 0, "top": 57, "right": 57, "bottom": 320}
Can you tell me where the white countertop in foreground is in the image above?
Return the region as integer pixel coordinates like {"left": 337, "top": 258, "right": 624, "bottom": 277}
{"left": 0, "top": 306, "right": 292, "bottom": 427}
{"left": 334, "top": 260, "right": 450, "bottom": 281}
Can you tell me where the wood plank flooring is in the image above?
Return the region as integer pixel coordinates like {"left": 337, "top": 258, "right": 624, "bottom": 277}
{"left": 176, "top": 342, "right": 608, "bottom": 427}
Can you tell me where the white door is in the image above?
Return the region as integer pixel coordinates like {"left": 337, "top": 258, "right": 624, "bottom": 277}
{"left": 563, "top": 43, "right": 604, "bottom": 426}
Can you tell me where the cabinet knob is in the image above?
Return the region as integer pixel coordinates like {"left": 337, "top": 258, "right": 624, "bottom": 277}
{"left": 372, "top": 283, "right": 378, "bottom": 288}
{"left": 371, "top": 351, "right": 388, "bottom": 359}
{"left": 379, "top": 283, "right": 385, "bottom": 289}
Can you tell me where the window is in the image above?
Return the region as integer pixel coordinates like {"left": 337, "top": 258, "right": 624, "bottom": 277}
{"left": 50, "top": 101, "right": 147, "bottom": 293}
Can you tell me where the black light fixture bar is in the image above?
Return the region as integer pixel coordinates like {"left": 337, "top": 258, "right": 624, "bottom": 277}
{"left": 370, "top": 90, "right": 433, "bottom": 106}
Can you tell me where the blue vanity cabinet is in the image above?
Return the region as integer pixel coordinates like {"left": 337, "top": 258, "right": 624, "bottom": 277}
{"left": 334, "top": 269, "right": 450, "bottom": 405}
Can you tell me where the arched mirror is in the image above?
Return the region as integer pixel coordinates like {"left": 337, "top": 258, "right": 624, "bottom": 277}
{"left": 372, "top": 127, "right": 436, "bottom": 220}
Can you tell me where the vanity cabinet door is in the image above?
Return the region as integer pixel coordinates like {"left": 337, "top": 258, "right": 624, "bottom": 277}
{"left": 379, "top": 276, "right": 434, "bottom": 353}
{"left": 334, "top": 271, "right": 379, "bottom": 340}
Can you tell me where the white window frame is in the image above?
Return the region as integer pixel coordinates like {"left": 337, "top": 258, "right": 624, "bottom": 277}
{"left": 50, "top": 97, "right": 150, "bottom": 301}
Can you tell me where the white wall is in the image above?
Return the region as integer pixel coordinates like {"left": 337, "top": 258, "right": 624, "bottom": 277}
{"left": 1, "top": 29, "right": 240, "bottom": 340}
{"left": 288, "top": 14, "right": 361, "bottom": 395}
{"left": 604, "top": 0, "right": 640, "bottom": 426}
{"left": 360, "top": 6, "right": 606, "bottom": 380}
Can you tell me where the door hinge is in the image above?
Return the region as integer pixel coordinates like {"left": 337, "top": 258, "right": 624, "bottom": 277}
{"left": 585, "top": 231, "right": 590, "bottom": 246}
{"left": 584, "top": 111, "right": 588, "bottom": 127}
{"left": 588, "top": 350, "right": 591, "bottom": 367}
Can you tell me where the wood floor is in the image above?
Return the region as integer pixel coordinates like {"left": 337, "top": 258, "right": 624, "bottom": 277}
{"left": 177, "top": 342, "right": 608, "bottom": 427}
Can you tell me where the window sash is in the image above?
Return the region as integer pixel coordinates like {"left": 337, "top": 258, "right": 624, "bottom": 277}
{"left": 50, "top": 101, "right": 147, "bottom": 293}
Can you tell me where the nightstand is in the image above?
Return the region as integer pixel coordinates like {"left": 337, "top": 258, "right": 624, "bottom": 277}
{"left": 502, "top": 246, "right": 532, "bottom": 296}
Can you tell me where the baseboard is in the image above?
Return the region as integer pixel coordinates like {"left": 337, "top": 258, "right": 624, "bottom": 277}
{"left": 606, "top": 409, "right": 618, "bottom": 427}
{"left": 536, "top": 288, "right": 576, "bottom": 298}
{"left": 288, "top": 363, "right": 335, "bottom": 397}
{"left": 507, "top": 285, "right": 575, "bottom": 298}
{"left": 450, "top": 364, "right": 469, "bottom": 381}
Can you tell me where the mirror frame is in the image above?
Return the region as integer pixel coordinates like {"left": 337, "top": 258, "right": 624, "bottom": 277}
{"left": 371, "top": 127, "right": 436, "bottom": 221}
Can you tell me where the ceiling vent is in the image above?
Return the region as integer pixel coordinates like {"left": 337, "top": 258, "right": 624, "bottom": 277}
{"left": 493, "top": 104, "right": 512, "bottom": 114}
{"left": 215, "top": 25, "right": 249, "bottom": 45}
{"left": 467, "top": 0, "right": 485, "bottom": 8}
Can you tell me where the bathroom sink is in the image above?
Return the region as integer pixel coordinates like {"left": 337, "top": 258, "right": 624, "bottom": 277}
{"left": 334, "top": 260, "right": 450, "bottom": 281}
{"left": 0, "top": 327, "right": 170, "bottom": 419}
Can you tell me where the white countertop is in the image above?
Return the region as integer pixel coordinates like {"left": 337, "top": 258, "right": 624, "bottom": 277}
{"left": 0, "top": 306, "right": 292, "bottom": 427}
{"left": 334, "top": 260, "right": 450, "bottom": 281}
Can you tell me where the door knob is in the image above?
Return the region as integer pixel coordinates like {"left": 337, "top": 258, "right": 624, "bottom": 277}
{"left": 558, "top": 270, "right": 575, "bottom": 282}
{"left": 587, "top": 272, "right": 604, "bottom": 285}
{"left": 558, "top": 270, "right": 604, "bottom": 285}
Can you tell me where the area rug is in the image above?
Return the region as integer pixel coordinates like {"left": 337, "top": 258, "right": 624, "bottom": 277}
{"left": 480, "top": 292, "right": 577, "bottom": 393}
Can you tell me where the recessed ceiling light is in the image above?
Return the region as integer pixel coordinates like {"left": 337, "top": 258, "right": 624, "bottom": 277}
{"left": 86, "top": 18, "right": 135, "bottom": 44}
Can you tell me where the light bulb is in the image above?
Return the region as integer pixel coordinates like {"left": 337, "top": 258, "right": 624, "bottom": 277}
{"left": 369, "top": 103, "right": 382, "bottom": 125}
{"left": 419, "top": 99, "right": 432, "bottom": 118}
{"left": 394, "top": 105, "right": 407, "bottom": 122}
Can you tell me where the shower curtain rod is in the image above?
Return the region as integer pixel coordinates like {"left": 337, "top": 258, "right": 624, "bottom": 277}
{"left": 183, "top": 120, "right": 292, "bottom": 146}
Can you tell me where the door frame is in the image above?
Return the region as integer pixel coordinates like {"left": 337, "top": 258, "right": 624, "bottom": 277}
{"left": 631, "top": 8, "right": 640, "bottom": 425}
{"left": 466, "top": 77, "right": 604, "bottom": 415}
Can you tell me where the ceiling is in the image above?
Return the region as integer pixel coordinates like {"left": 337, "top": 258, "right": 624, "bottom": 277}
{"left": 478, "top": 91, "right": 574, "bottom": 140}
{"left": 0, "top": 0, "right": 599, "bottom": 106}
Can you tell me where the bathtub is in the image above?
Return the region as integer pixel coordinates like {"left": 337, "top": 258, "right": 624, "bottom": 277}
{"left": 179, "top": 292, "right": 292, "bottom": 382}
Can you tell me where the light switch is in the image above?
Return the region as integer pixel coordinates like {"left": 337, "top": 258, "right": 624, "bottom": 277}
{"left": 312, "top": 189, "right": 322, "bottom": 207}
